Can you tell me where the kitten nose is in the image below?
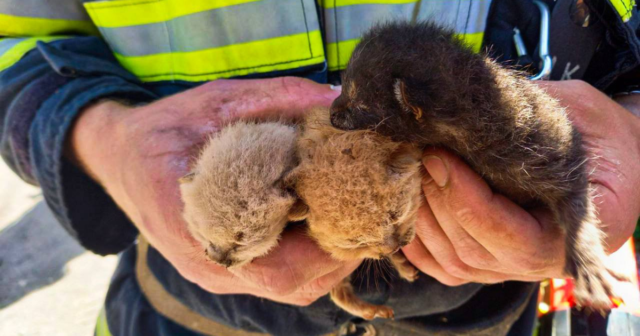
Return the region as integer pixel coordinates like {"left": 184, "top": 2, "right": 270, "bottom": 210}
{"left": 206, "top": 245, "right": 234, "bottom": 268}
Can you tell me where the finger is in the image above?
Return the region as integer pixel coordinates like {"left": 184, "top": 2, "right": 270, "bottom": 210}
{"left": 421, "top": 157, "right": 500, "bottom": 271}
{"left": 202, "top": 77, "right": 341, "bottom": 121}
{"left": 402, "top": 235, "right": 469, "bottom": 287}
{"left": 412, "top": 202, "right": 517, "bottom": 284}
{"left": 230, "top": 227, "right": 355, "bottom": 296}
{"left": 421, "top": 148, "right": 558, "bottom": 273}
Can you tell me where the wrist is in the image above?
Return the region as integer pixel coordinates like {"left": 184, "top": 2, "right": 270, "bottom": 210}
{"left": 67, "top": 99, "right": 132, "bottom": 184}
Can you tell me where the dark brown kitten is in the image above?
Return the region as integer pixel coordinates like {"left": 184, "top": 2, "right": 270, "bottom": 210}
{"left": 330, "top": 21, "right": 624, "bottom": 310}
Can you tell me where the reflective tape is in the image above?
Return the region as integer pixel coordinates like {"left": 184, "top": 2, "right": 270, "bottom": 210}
{"left": 84, "top": 0, "right": 259, "bottom": 28}
{"left": 610, "top": 0, "right": 635, "bottom": 22}
{"left": 0, "top": 14, "right": 97, "bottom": 36}
{"left": 0, "top": 0, "right": 89, "bottom": 20}
{"left": 95, "top": 308, "right": 113, "bottom": 336}
{"left": 414, "top": 0, "right": 491, "bottom": 38}
{"left": 324, "top": 3, "right": 416, "bottom": 44}
{"left": 85, "top": 0, "right": 324, "bottom": 82}
{"left": 323, "top": 0, "right": 492, "bottom": 71}
{"left": 0, "top": 37, "right": 69, "bottom": 72}
{"left": 97, "top": 0, "right": 314, "bottom": 56}
{"left": 114, "top": 31, "right": 325, "bottom": 82}
{"left": 0, "top": 0, "right": 96, "bottom": 36}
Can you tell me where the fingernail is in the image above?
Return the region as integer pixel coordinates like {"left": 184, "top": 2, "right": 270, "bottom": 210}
{"left": 330, "top": 85, "right": 342, "bottom": 91}
{"left": 423, "top": 155, "right": 449, "bottom": 188}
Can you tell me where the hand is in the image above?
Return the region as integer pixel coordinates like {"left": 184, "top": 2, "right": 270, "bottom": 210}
{"left": 403, "top": 80, "right": 640, "bottom": 286}
{"left": 70, "top": 77, "right": 359, "bottom": 306}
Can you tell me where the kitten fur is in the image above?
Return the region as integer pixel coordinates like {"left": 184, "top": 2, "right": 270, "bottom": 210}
{"left": 290, "top": 107, "right": 423, "bottom": 319}
{"left": 180, "top": 121, "right": 300, "bottom": 268}
{"left": 330, "top": 21, "right": 624, "bottom": 310}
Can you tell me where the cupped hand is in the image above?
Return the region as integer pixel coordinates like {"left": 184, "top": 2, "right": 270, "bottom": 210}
{"left": 403, "top": 80, "right": 640, "bottom": 286}
{"left": 70, "top": 77, "right": 359, "bottom": 306}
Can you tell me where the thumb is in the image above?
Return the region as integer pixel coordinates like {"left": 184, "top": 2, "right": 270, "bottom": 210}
{"left": 209, "top": 77, "right": 342, "bottom": 121}
{"left": 421, "top": 148, "right": 493, "bottom": 204}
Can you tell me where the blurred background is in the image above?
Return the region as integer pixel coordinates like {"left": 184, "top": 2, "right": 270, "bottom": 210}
{"left": 0, "top": 159, "right": 117, "bottom": 336}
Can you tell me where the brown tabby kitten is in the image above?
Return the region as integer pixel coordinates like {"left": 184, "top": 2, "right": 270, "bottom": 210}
{"left": 330, "top": 21, "right": 625, "bottom": 310}
{"left": 290, "top": 107, "right": 423, "bottom": 319}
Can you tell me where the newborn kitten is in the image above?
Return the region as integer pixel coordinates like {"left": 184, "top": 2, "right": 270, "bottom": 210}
{"left": 290, "top": 107, "right": 423, "bottom": 319}
{"left": 180, "top": 121, "right": 302, "bottom": 268}
{"left": 330, "top": 21, "right": 624, "bottom": 310}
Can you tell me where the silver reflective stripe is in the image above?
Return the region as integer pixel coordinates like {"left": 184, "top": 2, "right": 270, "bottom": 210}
{"left": 97, "top": 0, "right": 320, "bottom": 57}
{"left": 0, "top": 38, "right": 25, "bottom": 56}
{"left": 325, "top": 0, "right": 492, "bottom": 45}
{"left": 0, "top": 0, "right": 90, "bottom": 20}
{"left": 415, "top": 0, "right": 491, "bottom": 34}
{"left": 325, "top": 3, "right": 415, "bottom": 44}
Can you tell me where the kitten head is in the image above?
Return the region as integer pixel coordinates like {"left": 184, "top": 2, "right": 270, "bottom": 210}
{"left": 330, "top": 21, "right": 494, "bottom": 144}
{"left": 180, "top": 122, "right": 302, "bottom": 268}
{"left": 293, "top": 108, "right": 423, "bottom": 261}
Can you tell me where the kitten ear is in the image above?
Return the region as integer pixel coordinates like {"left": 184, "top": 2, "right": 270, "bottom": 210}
{"left": 178, "top": 171, "right": 197, "bottom": 184}
{"left": 387, "top": 144, "right": 422, "bottom": 176}
{"left": 393, "top": 79, "right": 423, "bottom": 120}
{"left": 288, "top": 199, "right": 309, "bottom": 222}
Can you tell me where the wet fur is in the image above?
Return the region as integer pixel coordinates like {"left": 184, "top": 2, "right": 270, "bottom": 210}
{"left": 330, "top": 21, "right": 622, "bottom": 310}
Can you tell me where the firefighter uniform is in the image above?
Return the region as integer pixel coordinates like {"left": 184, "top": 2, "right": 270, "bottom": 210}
{"left": 1, "top": 1, "right": 638, "bottom": 335}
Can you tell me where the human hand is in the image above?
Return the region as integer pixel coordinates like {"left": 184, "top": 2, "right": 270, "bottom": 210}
{"left": 403, "top": 80, "right": 640, "bottom": 286}
{"left": 69, "top": 77, "right": 359, "bottom": 306}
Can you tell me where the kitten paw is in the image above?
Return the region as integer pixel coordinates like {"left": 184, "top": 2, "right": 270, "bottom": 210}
{"left": 389, "top": 251, "right": 419, "bottom": 282}
{"left": 397, "top": 262, "right": 419, "bottom": 282}
{"left": 573, "top": 265, "right": 617, "bottom": 313}
{"left": 361, "top": 305, "right": 395, "bottom": 320}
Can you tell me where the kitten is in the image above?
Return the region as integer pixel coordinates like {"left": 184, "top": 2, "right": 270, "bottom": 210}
{"left": 290, "top": 107, "right": 423, "bottom": 319}
{"left": 180, "top": 113, "right": 423, "bottom": 319}
{"left": 180, "top": 121, "right": 302, "bottom": 268}
{"left": 330, "top": 21, "right": 625, "bottom": 310}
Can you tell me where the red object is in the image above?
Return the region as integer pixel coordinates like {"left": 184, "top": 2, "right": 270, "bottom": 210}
{"left": 538, "top": 238, "right": 640, "bottom": 316}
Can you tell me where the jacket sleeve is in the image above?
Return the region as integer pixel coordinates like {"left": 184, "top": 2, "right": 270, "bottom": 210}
{"left": 0, "top": 36, "right": 158, "bottom": 255}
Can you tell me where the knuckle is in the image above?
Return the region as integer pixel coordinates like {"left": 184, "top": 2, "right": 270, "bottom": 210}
{"left": 567, "top": 79, "right": 590, "bottom": 91}
{"left": 279, "top": 76, "right": 309, "bottom": 93}
{"left": 458, "top": 250, "right": 493, "bottom": 270}
{"left": 454, "top": 207, "right": 479, "bottom": 228}
{"left": 513, "top": 256, "right": 547, "bottom": 273}
{"left": 442, "top": 260, "right": 470, "bottom": 279}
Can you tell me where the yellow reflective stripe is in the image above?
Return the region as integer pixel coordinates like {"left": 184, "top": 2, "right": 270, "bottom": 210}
{"left": 326, "top": 39, "right": 358, "bottom": 71}
{"left": 116, "top": 31, "right": 325, "bottom": 82}
{"left": 85, "top": 0, "right": 259, "bottom": 28}
{"left": 610, "top": 0, "right": 635, "bottom": 22}
{"left": 0, "top": 37, "right": 69, "bottom": 72}
{"left": 459, "top": 31, "right": 484, "bottom": 53}
{"left": 319, "top": 0, "right": 417, "bottom": 8}
{"left": 0, "top": 13, "right": 97, "bottom": 36}
{"left": 95, "top": 308, "right": 113, "bottom": 336}
{"left": 327, "top": 32, "right": 484, "bottom": 71}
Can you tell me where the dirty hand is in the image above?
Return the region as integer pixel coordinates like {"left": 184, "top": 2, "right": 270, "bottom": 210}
{"left": 403, "top": 80, "right": 640, "bottom": 286}
{"left": 69, "top": 77, "right": 359, "bottom": 306}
